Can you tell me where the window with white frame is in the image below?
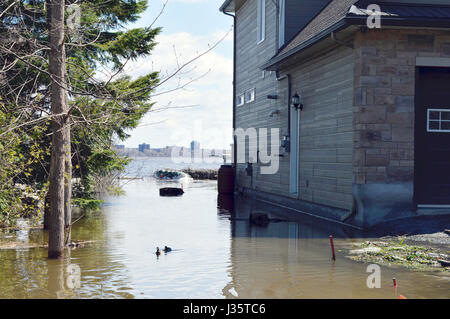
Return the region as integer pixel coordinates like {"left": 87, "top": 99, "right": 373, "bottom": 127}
{"left": 278, "top": 0, "right": 285, "bottom": 48}
{"left": 245, "top": 88, "right": 255, "bottom": 104}
{"left": 257, "top": 0, "right": 265, "bottom": 43}
{"left": 427, "top": 108, "right": 450, "bottom": 132}
{"left": 237, "top": 94, "right": 245, "bottom": 107}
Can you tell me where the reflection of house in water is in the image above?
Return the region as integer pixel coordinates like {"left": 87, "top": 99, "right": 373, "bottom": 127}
{"left": 220, "top": 196, "right": 363, "bottom": 298}
{"left": 219, "top": 195, "right": 450, "bottom": 298}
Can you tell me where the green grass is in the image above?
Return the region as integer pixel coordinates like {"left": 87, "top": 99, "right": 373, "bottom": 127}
{"left": 348, "top": 240, "right": 449, "bottom": 273}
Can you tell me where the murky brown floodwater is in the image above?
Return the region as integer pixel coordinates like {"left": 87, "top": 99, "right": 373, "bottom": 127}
{"left": 0, "top": 176, "right": 449, "bottom": 298}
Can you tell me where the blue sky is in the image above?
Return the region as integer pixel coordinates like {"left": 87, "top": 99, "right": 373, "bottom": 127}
{"left": 122, "top": 0, "right": 234, "bottom": 149}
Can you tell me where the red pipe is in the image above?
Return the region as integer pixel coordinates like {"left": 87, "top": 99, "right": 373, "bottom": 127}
{"left": 329, "top": 235, "right": 336, "bottom": 261}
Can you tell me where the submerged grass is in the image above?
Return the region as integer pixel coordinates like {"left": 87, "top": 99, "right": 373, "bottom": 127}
{"left": 347, "top": 238, "right": 450, "bottom": 272}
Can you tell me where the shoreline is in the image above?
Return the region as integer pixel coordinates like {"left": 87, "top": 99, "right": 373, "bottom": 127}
{"left": 342, "top": 234, "right": 450, "bottom": 273}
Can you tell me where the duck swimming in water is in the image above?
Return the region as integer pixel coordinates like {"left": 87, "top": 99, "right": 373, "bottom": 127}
{"left": 156, "top": 247, "right": 161, "bottom": 256}
{"left": 163, "top": 246, "right": 172, "bottom": 253}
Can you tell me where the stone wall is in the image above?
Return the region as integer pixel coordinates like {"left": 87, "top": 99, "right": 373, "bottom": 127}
{"left": 351, "top": 28, "right": 450, "bottom": 227}
{"left": 353, "top": 29, "right": 450, "bottom": 185}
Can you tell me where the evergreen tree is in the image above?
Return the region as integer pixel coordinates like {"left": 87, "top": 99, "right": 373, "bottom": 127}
{"left": 0, "top": 0, "right": 160, "bottom": 257}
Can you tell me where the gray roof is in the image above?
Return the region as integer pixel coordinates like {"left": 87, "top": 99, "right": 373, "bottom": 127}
{"left": 279, "top": 0, "right": 358, "bottom": 56}
{"left": 265, "top": 0, "right": 450, "bottom": 70}
{"left": 219, "top": 0, "right": 233, "bottom": 12}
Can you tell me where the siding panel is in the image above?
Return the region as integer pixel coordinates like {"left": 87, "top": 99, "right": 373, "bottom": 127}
{"left": 234, "top": 0, "right": 355, "bottom": 211}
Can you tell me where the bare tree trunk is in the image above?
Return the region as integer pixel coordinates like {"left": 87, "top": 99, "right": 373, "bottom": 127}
{"left": 48, "top": 0, "right": 67, "bottom": 259}
{"left": 64, "top": 123, "right": 72, "bottom": 245}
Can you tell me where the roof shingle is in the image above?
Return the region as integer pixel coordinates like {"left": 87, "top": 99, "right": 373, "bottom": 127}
{"left": 279, "top": 0, "right": 358, "bottom": 56}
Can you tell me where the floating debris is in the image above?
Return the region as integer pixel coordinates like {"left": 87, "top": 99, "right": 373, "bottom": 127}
{"left": 0, "top": 242, "right": 46, "bottom": 250}
{"left": 0, "top": 240, "right": 96, "bottom": 250}
{"left": 438, "top": 259, "right": 450, "bottom": 267}
{"left": 159, "top": 187, "right": 184, "bottom": 197}
{"left": 67, "top": 241, "right": 96, "bottom": 249}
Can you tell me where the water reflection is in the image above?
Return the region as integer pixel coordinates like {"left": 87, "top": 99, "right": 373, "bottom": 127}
{"left": 217, "top": 194, "right": 234, "bottom": 218}
{"left": 222, "top": 195, "right": 450, "bottom": 299}
{"left": 0, "top": 177, "right": 448, "bottom": 299}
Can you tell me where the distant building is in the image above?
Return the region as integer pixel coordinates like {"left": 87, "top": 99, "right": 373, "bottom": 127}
{"left": 138, "top": 143, "right": 150, "bottom": 152}
{"left": 190, "top": 141, "right": 200, "bottom": 152}
{"left": 190, "top": 141, "right": 200, "bottom": 159}
{"left": 114, "top": 144, "right": 125, "bottom": 150}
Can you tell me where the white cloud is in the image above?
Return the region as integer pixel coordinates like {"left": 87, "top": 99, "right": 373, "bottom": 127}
{"left": 122, "top": 30, "right": 233, "bottom": 150}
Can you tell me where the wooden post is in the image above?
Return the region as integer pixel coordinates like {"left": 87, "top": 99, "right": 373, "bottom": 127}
{"left": 329, "top": 235, "right": 336, "bottom": 261}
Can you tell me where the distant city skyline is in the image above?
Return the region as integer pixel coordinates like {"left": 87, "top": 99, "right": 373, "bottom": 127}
{"left": 116, "top": 140, "right": 229, "bottom": 151}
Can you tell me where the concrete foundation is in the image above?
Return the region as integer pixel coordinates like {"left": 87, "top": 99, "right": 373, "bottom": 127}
{"left": 351, "top": 182, "right": 416, "bottom": 228}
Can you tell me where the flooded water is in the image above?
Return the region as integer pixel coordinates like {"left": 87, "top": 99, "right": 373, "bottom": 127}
{"left": 0, "top": 158, "right": 449, "bottom": 299}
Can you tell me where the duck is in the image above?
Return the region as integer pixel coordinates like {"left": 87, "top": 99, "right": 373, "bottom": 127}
{"left": 163, "top": 246, "right": 172, "bottom": 253}
{"left": 156, "top": 247, "right": 161, "bottom": 256}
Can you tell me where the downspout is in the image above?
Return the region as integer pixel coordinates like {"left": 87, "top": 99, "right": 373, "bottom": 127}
{"left": 275, "top": 71, "right": 291, "bottom": 150}
{"left": 222, "top": 10, "right": 237, "bottom": 186}
{"left": 277, "top": 70, "right": 300, "bottom": 196}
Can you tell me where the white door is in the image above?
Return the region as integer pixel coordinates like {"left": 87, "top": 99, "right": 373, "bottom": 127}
{"left": 290, "top": 107, "right": 299, "bottom": 195}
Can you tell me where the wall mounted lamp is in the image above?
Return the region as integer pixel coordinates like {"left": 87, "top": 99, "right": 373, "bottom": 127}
{"left": 292, "top": 92, "right": 303, "bottom": 111}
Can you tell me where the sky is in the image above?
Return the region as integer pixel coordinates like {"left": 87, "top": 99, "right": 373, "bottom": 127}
{"left": 121, "top": 0, "right": 234, "bottom": 150}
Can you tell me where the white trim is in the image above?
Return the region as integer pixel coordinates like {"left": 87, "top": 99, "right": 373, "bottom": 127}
{"left": 245, "top": 88, "right": 255, "bottom": 104}
{"left": 278, "top": 0, "right": 285, "bottom": 48}
{"left": 417, "top": 204, "right": 450, "bottom": 209}
{"left": 416, "top": 57, "right": 450, "bottom": 68}
{"left": 290, "top": 106, "right": 299, "bottom": 195}
{"left": 427, "top": 108, "right": 450, "bottom": 132}
{"left": 257, "top": 0, "right": 265, "bottom": 44}
{"left": 236, "top": 94, "right": 245, "bottom": 107}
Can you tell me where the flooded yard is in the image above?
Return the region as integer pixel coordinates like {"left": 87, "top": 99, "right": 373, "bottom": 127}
{"left": 0, "top": 159, "right": 449, "bottom": 299}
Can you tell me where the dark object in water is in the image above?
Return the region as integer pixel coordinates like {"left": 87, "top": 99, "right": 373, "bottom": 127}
{"left": 438, "top": 259, "right": 450, "bottom": 267}
{"left": 218, "top": 165, "right": 234, "bottom": 194}
{"left": 156, "top": 247, "right": 161, "bottom": 256}
{"left": 159, "top": 187, "right": 184, "bottom": 197}
{"left": 249, "top": 213, "right": 270, "bottom": 227}
{"left": 163, "top": 246, "right": 172, "bottom": 253}
{"left": 67, "top": 242, "right": 83, "bottom": 249}
{"left": 444, "top": 229, "right": 450, "bottom": 236}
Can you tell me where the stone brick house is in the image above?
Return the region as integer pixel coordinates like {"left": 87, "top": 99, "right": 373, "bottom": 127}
{"left": 220, "top": 0, "right": 450, "bottom": 228}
